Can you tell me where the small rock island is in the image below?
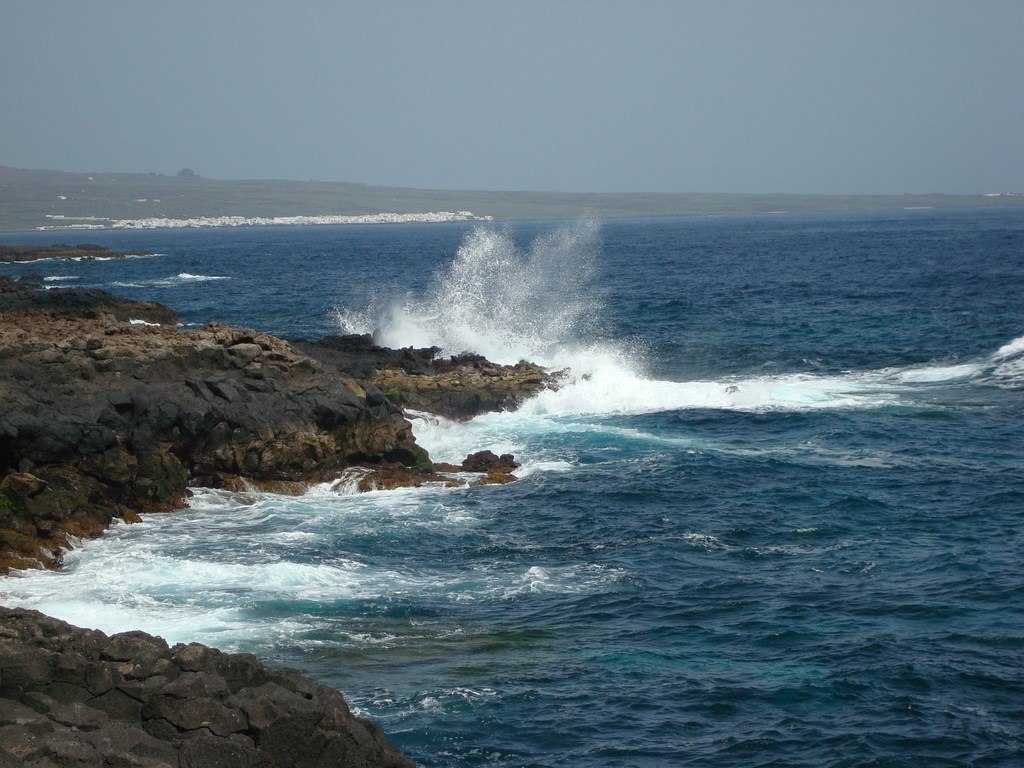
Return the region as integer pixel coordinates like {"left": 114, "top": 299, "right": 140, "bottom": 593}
{"left": 0, "top": 243, "right": 151, "bottom": 263}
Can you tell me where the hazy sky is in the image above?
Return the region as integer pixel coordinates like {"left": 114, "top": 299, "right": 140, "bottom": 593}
{"left": 2, "top": 1, "right": 1021, "bottom": 194}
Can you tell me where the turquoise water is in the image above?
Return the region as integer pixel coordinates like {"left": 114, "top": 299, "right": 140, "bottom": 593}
{"left": 2, "top": 209, "right": 1023, "bottom": 766}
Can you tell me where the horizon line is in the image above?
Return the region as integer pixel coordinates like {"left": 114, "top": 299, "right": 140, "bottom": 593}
{"left": 2, "top": 164, "right": 1019, "bottom": 199}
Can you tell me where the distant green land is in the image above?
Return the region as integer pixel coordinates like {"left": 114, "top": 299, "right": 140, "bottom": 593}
{"left": 0, "top": 165, "right": 1020, "bottom": 232}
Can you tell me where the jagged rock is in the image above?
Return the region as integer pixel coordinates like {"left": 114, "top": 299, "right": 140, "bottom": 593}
{"left": 0, "top": 280, "right": 427, "bottom": 571}
{"left": 460, "top": 450, "right": 520, "bottom": 474}
{"left": 348, "top": 450, "right": 521, "bottom": 491}
{"left": 463, "top": 451, "right": 519, "bottom": 486}
{"left": 342, "top": 463, "right": 454, "bottom": 492}
{"left": 0, "top": 279, "right": 540, "bottom": 569}
{"left": 305, "top": 454, "right": 523, "bottom": 493}
{"left": 295, "top": 335, "right": 553, "bottom": 420}
{"left": 0, "top": 606, "right": 415, "bottom": 767}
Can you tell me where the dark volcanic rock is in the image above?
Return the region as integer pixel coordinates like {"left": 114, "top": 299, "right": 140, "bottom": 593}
{"left": 291, "top": 334, "right": 432, "bottom": 380}
{"left": 295, "top": 334, "right": 553, "bottom": 421}
{"left": 0, "top": 281, "right": 545, "bottom": 766}
{"left": 433, "top": 451, "right": 521, "bottom": 486}
{"left": 459, "top": 450, "right": 519, "bottom": 474}
{"left": 0, "top": 280, "right": 427, "bottom": 570}
{"left": 0, "top": 273, "right": 175, "bottom": 324}
{"left": 0, "top": 606, "right": 415, "bottom": 767}
{"left": 0, "top": 242, "right": 150, "bottom": 264}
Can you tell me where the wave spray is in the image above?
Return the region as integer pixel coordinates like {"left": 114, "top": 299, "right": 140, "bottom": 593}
{"left": 339, "top": 221, "right": 1023, "bottom": 419}
{"left": 340, "top": 219, "right": 614, "bottom": 369}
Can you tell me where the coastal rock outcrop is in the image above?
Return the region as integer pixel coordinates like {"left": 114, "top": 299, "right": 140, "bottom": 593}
{"left": 0, "top": 243, "right": 150, "bottom": 263}
{"left": 0, "top": 278, "right": 551, "bottom": 767}
{"left": 0, "top": 606, "right": 415, "bottom": 767}
{"left": 0, "top": 276, "right": 176, "bottom": 324}
{"left": 0, "top": 279, "right": 426, "bottom": 571}
{"left": 349, "top": 449, "right": 521, "bottom": 492}
{"left": 295, "top": 334, "right": 552, "bottom": 421}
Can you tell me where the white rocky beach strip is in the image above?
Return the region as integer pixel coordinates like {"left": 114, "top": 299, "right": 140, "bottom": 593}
{"left": 38, "top": 211, "right": 492, "bottom": 230}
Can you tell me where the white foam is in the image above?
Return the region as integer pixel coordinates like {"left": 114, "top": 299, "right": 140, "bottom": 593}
{"left": 415, "top": 335, "right": 1024, "bottom": 422}
{"left": 989, "top": 358, "right": 1024, "bottom": 387}
{"left": 345, "top": 220, "right": 604, "bottom": 367}
{"left": 171, "top": 272, "right": 230, "bottom": 282}
{"left": 0, "top": 474, "right": 626, "bottom": 649}
{"left": 489, "top": 563, "right": 625, "bottom": 599}
{"left": 344, "top": 219, "right": 958, "bottom": 419}
{"left": 522, "top": 367, "right": 899, "bottom": 417}
{"left": 307, "top": 468, "right": 369, "bottom": 496}
{"left": 39, "top": 213, "right": 492, "bottom": 231}
{"left": 682, "top": 533, "right": 728, "bottom": 551}
{"left": 409, "top": 411, "right": 524, "bottom": 464}
{"left": 992, "top": 335, "right": 1024, "bottom": 360}
{"left": 513, "top": 460, "right": 575, "bottom": 478}
{"left": 984, "top": 335, "right": 1024, "bottom": 387}
{"left": 895, "top": 364, "right": 980, "bottom": 383}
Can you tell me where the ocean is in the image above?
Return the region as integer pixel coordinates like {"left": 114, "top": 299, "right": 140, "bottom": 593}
{"left": 2, "top": 209, "right": 1023, "bottom": 766}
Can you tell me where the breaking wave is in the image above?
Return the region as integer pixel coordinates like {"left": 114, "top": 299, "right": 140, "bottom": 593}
{"left": 341, "top": 220, "right": 1024, "bottom": 420}
{"left": 111, "top": 273, "right": 231, "bottom": 289}
{"left": 337, "top": 219, "right": 613, "bottom": 368}
{"left": 0, "top": 485, "right": 625, "bottom": 648}
{"left": 986, "top": 334, "right": 1024, "bottom": 387}
{"left": 164, "top": 272, "right": 230, "bottom": 283}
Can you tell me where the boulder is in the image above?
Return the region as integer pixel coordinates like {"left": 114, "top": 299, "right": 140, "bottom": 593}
{"left": 460, "top": 450, "right": 520, "bottom": 474}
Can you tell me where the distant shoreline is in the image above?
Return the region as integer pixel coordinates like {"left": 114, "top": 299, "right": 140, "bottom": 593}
{"left": 36, "top": 210, "right": 493, "bottom": 231}
{"left": 2, "top": 164, "right": 1021, "bottom": 232}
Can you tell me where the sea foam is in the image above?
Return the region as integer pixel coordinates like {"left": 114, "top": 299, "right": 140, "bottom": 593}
{"left": 985, "top": 334, "right": 1024, "bottom": 387}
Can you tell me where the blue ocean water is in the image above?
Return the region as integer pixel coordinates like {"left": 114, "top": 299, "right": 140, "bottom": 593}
{"left": 2, "top": 209, "right": 1023, "bottom": 766}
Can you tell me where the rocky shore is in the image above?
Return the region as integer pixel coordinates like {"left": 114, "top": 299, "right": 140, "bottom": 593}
{"left": 0, "top": 276, "right": 554, "bottom": 766}
{"left": 0, "top": 606, "right": 414, "bottom": 767}
{"left": 0, "top": 277, "right": 551, "bottom": 570}
{"left": 293, "top": 334, "right": 551, "bottom": 421}
{"left": 0, "top": 243, "right": 150, "bottom": 263}
{"left": 0, "top": 278, "right": 427, "bottom": 571}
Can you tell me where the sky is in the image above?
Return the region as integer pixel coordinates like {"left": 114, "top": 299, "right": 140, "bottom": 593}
{"left": 1, "top": 0, "right": 1021, "bottom": 195}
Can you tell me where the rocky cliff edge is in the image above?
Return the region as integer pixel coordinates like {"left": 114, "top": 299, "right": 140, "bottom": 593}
{"left": 0, "top": 278, "right": 427, "bottom": 571}
{"left": 0, "top": 606, "right": 414, "bottom": 767}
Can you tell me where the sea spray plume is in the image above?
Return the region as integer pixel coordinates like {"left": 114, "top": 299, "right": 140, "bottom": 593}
{"left": 337, "top": 221, "right": 1024, "bottom": 419}
{"left": 370, "top": 219, "right": 605, "bottom": 366}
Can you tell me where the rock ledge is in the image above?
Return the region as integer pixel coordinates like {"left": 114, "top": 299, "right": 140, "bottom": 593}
{"left": 0, "top": 606, "right": 415, "bottom": 767}
{"left": 0, "top": 279, "right": 425, "bottom": 571}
